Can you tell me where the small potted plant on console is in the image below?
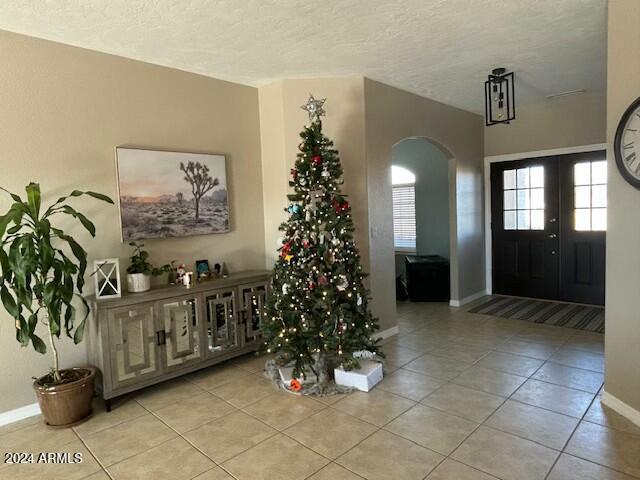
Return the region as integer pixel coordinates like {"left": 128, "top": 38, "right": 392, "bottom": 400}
{"left": 126, "top": 242, "right": 171, "bottom": 293}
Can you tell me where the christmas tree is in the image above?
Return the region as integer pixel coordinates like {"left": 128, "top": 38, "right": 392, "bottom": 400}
{"left": 261, "top": 95, "right": 381, "bottom": 391}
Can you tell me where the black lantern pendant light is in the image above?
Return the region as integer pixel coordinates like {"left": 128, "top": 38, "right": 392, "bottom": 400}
{"left": 484, "top": 67, "right": 515, "bottom": 126}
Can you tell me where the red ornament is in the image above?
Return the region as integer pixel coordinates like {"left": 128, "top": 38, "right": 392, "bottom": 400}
{"left": 312, "top": 155, "right": 322, "bottom": 165}
{"left": 289, "top": 379, "right": 302, "bottom": 392}
{"left": 308, "top": 281, "right": 317, "bottom": 290}
{"left": 318, "top": 275, "right": 329, "bottom": 286}
{"left": 303, "top": 239, "right": 310, "bottom": 248}
{"left": 291, "top": 168, "right": 298, "bottom": 180}
{"left": 280, "top": 241, "right": 292, "bottom": 258}
{"left": 332, "top": 199, "right": 349, "bottom": 214}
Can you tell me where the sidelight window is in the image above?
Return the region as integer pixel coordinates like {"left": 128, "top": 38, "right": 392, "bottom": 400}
{"left": 392, "top": 166, "right": 417, "bottom": 250}
{"left": 574, "top": 160, "right": 607, "bottom": 231}
{"left": 503, "top": 166, "right": 544, "bottom": 230}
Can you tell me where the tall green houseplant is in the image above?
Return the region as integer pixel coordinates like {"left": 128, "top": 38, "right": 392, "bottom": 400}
{"left": 0, "top": 183, "right": 113, "bottom": 383}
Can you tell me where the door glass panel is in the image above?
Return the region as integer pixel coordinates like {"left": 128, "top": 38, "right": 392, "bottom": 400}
{"left": 206, "top": 290, "right": 239, "bottom": 355}
{"left": 504, "top": 190, "right": 516, "bottom": 210}
{"left": 530, "top": 166, "right": 544, "bottom": 188}
{"left": 503, "top": 166, "right": 544, "bottom": 231}
{"left": 503, "top": 170, "right": 516, "bottom": 189}
{"left": 574, "top": 160, "right": 607, "bottom": 231}
{"left": 504, "top": 210, "right": 516, "bottom": 230}
{"left": 575, "top": 208, "right": 591, "bottom": 231}
{"left": 531, "top": 210, "right": 545, "bottom": 230}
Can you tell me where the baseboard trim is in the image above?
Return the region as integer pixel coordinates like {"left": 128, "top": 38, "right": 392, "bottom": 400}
{"left": 0, "top": 402, "right": 41, "bottom": 427}
{"left": 602, "top": 390, "right": 640, "bottom": 428}
{"left": 375, "top": 326, "right": 399, "bottom": 340}
{"left": 449, "top": 290, "right": 488, "bottom": 308}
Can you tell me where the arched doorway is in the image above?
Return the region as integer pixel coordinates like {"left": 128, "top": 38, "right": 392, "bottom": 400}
{"left": 391, "top": 137, "right": 453, "bottom": 302}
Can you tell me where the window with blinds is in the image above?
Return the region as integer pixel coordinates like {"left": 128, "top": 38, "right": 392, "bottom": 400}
{"left": 392, "top": 185, "right": 417, "bottom": 250}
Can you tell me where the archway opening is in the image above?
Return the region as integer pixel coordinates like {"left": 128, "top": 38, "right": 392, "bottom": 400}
{"left": 392, "top": 138, "right": 451, "bottom": 302}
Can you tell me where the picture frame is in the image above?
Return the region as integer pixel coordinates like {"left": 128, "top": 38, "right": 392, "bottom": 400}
{"left": 195, "top": 259, "right": 210, "bottom": 280}
{"left": 210, "top": 260, "right": 227, "bottom": 279}
{"left": 115, "top": 146, "right": 229, "bottom": 241}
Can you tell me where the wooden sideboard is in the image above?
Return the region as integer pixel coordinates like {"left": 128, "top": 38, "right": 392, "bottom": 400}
{"left": 86, "top": 270, "right": 270, "bottom": 410}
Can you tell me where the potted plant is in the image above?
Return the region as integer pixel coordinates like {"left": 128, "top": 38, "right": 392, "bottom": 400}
{"left": 126, "top": 242, "right": 171, "bottom": 292}
{"left": 0, "top": 183, "right": 113, "bottom": 426}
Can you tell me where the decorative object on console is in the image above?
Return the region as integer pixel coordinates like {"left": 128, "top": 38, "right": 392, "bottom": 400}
{"left": 93, "top": 259, "right": 122, "bottom": 299}
{"left": 261, "top": 96, "right": 382, "bottom": 395}
{"left": 210, "top": 259, "right": 227, "bottom": 279}
{"left": 115, "top": 146, "right": 229, "bottom": 241}
{"left": 125, "top": 242, "right": 172, "bottom": 293}
{"left": 195, "top": 259, "right": 210, "bottom": 280}
{"left": 183, "top": 271, "right": 194, "bottom": 288}
{"left": 0, "top": 182, "right": 113, "bottom": 427}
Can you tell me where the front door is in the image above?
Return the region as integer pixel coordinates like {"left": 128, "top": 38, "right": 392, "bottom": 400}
{"left": 491, "top": 157, "right": 560, "bottom": 299}
{"left": 491, "top": 151, "right": 606, "bottom": 305}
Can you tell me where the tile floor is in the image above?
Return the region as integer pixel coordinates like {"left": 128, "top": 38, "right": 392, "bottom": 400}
{"left": 1, "top": 300, "right": 639, "bottom": 480}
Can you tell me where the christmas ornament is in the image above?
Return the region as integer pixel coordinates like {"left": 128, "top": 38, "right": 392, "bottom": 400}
{"left": 291, "top": 168, "right": 298, "bottom": 180}
{"left": 284, "top": 254, "right": 293, "bottom": 262}
{"left": 321, "top": 169, "right": 330, "bottom": 178}
{"left": 282, "top": 284, "right": 289, "bottom": 295}
{"left": 289, "top": 379, "right": 302, "bottom": 392}
{"left": 300, "top": 95, "right": 326, "bottom": 123}
{"left": 318, "top": 275, "right": 329, "bottom": 286}
{"left": 331, "top": 237, "right": 341, "bottom": 246}
{"left": 312, "top": 155, "right": 322, "bottom": 165}
{"left": 336, "top": 274, "right": 349, "bottom": 291}
{"left": 288, "top": 204, "right": 302, "bottom": 214}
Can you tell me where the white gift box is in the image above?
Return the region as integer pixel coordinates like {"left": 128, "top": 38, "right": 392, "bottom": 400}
{"left": 334, "top": 360, "right": 383, "bottom": 392}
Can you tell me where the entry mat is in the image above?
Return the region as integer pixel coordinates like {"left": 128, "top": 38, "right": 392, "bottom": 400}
{"left": 468, "top": 295, "right": 604, "bottom": 333}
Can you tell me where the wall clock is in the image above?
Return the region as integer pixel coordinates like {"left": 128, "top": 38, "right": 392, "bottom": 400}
{"left": 614, "top": 96, "right": 640, "bottom": 189}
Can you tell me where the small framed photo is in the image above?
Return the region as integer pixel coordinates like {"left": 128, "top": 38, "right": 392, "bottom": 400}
{"left": 195, "top": 259, "right": 210, "bottom": 280}
{"left": 210, "top": 260, "right": 227, "bottom": 279}
{"left": 94, "top": 259, "right": 122, "bottom": 299}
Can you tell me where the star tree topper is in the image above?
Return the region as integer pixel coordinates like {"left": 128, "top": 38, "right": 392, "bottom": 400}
{"left": 301, "top": 94, "right": 326, "bottom": 123}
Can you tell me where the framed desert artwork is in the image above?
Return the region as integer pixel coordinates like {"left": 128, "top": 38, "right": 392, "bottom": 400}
{"left": 115, "top": 147, "right": 229, "bottom": 241}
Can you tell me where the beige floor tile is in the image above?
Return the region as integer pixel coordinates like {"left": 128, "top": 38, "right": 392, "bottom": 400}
{"left": 153, "top": 392, "right": 236, "bottom": 433}
{"left": 379, "top": 344, "right": 423, "bottom": 367}
{"left": 452, "top": 366, "right": 527, "bottom": 397}
{"left": 426, "top": 458, "right": 500, "bottom": 480}
{"left": 377, "top": 368, "right": 446, "bottom": 401}
{"left": 184, "top": 411, "right": 277, "bottom": 463}
{"left": 0, "top": 420, "right": 77, "bottom": 452}
{"left": 0, "top": 440, "right": 101, "bottom": 480}
{"left": 393, "top": 335, "right": 443, "bottom": 352}
{"left": 333, "top": 389, "right": 415, "bottom": 427}
{"left": 584, "top": 395, "right": 640, "bottom": 436}
{"left": 209, "top": 375, "right": 275, "bottom": 408}
{"left": 192, "top": 467, "right": 235, "bottom": 479}
{"left": 421, "top": 383, "right": 505, "bottom": 422}
{"left": 564, "top": 336, "right": 605, "bottom": 355}
{"left": 81, "top": 471, "right": 111, "bottom": 480}
{"left": 244, "top": 392, "right": 326, "bottom": 430}
{"left": 134, "top": 378, "right": 205, "bottom": 411}
{"left": 427, "top": 343, "right": 490, "bottom": 364}
{"left": 403, "top": 354, "right": 472, "bottom": 381}
{"left": 74, "top": 397, "right": 147, "bottom": 438}
{"left": 511, "top": 379, "right": 595, "bottom": 418}
{"left": 548, "top": 350, "right": 605, "bottom": 373}
{"left": 313, "top": 391, "right": 353, "bottom": 406}
{"left": 222, "top": 434, "right": 328, "bottom": 480}
{"left": 231, "top": 353, "right": 273, "bottom": 373}
{"left": 496, "top": 339, "right": 559, "bottom": 360}
{"left": 83, "top": 414, "right": 177, "bottom": 467}
{"left": 566, "top": 422, "right": 640, "bottom": 478}
{"left": 476, "top": 351, "right": 544, "bottom": 377}
{"left": 186, "top": 364, "right": 252, "bottom": 391}
{"left": 452, "top": 426, "right": 559, "bottom": 480}
{"left": 533, "top": 362, "right": 604, "bottom": 393}
{"left": 107, "top": 437, "right": 214, "bottom": 480}
{"left": 0, "top": 415, "right": 42, "bottom": 436}
{"left": 385, "top": 404, "right": 478, "bottom": 455}
{"left": 307, "top": 463, "right": 364, "bottom": 480}
{"left": 485, "top": 400, "right": 579, "bottom": 450}
{"left": 548, "top": 453, "right": 636, "bottom": 480}
{"left": 284, "top": 408, "right": 377, "bottom": 459}
{"left": 337, "top": 430, "right": 443, "bottom": 480}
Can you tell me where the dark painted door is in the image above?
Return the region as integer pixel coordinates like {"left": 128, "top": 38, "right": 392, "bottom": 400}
{"left": 491, "top": 151, "right": 606, "bottom": 305}
{"left": 491, "top": 157, "right": 560, "bottom": 299}
{"left": 559, "top": 152, "right": 607, "bottom": 305}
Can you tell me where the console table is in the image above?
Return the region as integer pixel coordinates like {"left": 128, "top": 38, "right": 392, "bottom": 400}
{"left": 86, "top": 270, "right": 270, "bottom": 410}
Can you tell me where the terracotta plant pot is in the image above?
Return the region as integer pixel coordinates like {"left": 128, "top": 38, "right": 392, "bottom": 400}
{"left": 33, "top": 367, "right": 96, "bottom": 427}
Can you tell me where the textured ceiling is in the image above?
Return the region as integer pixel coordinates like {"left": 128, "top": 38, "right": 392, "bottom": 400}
{"left": 0, "top": 0, "right": 607, "bottom": 114}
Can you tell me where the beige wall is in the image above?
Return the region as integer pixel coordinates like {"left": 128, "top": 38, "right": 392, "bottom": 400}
{"left": 0, "top": 30, "right": 264, "bottom": 412}
{"left": 485, "top": 92, "right": 606, "bottom": 156}
{"left": 604, "top": 0, "right": 640, "bottom": 413}
{"left": 364, "top": 78, "right": 486, "bottom": 318}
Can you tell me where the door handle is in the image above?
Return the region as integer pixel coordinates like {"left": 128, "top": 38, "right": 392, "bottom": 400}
{"left": 549, "top": 218, "right": 557, "bottom": 223}
{"left": 551, "top": 250, "right": 557, "bottom": 255}
{"left": 548, "top": 234, "right": 557, "bottom": 239}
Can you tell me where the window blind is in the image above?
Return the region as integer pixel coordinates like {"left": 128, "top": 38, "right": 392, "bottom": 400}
{"left": 392, "top": 185, "right": 416, "bottom": 249}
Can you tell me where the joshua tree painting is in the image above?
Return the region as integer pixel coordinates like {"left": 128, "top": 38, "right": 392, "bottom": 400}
{"left": 116, "top": 148, "right": 229, "bottom": 241}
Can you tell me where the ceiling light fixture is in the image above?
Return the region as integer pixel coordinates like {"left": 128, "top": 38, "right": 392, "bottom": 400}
{"left": 484, "top": 67, "right": 515, "bottom": 126}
